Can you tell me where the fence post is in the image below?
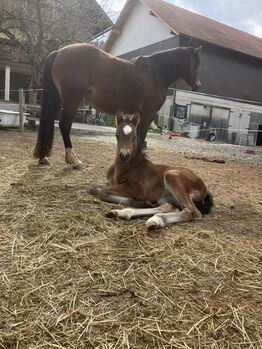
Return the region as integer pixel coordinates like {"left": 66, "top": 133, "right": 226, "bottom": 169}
{"left": 19, "top": 88, "right": 24, "bottom": 132}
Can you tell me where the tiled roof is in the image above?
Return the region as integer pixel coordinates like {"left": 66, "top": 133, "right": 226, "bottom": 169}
{"left": 143, "top": 0, "right": 262, "bottom": 59}
{"left": 105, "top": 0, "right": 262, "bottom": 60}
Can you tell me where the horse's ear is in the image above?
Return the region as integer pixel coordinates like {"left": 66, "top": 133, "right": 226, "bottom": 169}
{"left": 194, "top": 46, "right": 202, "bottom": 55}
{"left": 116, "top": 111, "right": 124, "bottom": 126}
{"left": 131, "top": 112, "right": 140, "bottom": 127}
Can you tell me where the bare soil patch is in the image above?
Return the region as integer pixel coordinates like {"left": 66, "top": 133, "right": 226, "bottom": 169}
{"left": 0, "top": 130, "right": 261, "bottom": 348}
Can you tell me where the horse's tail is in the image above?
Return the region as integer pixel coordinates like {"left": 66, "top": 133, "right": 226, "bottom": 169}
{"left": 33, "top": 51, "right": 60, "bottom": 160}
{"left": 195, "top": 191, "right": 214, "bottom": 215}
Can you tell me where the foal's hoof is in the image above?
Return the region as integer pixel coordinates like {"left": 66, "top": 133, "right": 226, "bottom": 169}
{"left": 105, "top": 210, "right": 118, "bottom": 219}
{"left": 88, "top": 186, "right": 101, "bottom": 196}
{"left": 146, "top": 215, "right": 165, "bottom": 231}
{"left": 146, "top": 221, "right": 159, "bottom": 231}
{"left": 38, "top": 157, "right": 50, "bottom": 165}
{"left": 106, "top": 208, "right": 134, "bottom": 220}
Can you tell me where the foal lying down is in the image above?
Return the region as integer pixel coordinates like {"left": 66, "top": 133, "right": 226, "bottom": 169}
{"left": 89, "top": 112, "right": 213, "bottom": 230}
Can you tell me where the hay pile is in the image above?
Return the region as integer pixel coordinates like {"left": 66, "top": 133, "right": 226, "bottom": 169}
{"left": 0, "top": 131, "right": 261, "bottom": 348}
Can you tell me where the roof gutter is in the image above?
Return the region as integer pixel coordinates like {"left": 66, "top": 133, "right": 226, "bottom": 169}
{"left": 87, "top": 26, "right": 114, "bottom": 43}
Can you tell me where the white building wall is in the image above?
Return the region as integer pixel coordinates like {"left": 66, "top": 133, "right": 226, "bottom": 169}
{"left": 110, "top": 1, "right": 174, "bottom": 56}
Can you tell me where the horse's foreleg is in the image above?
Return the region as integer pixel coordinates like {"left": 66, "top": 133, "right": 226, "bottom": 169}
{"left": 106, "top": 203, "right": 174, "bottom": 220}
{"left": 138, "top": 112, "right": 155, "bottom": 148}
{"left": 64, "top": 148, "right": 82, "bottom": 169}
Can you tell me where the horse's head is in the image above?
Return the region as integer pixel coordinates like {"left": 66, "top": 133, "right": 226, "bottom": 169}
{"left": 183, "top": 46, "right": 202, "bottom": 91}
{"left": 115, "top": 111, "right": 140, "bottom": 163}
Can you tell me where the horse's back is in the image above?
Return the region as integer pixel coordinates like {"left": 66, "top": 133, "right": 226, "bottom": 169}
{"left": 52, "top": 43, "right": 101, "bottom": 76}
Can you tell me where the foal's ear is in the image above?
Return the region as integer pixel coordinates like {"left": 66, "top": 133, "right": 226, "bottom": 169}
{"left": 116, "top": 111, "right": 124, "bottom": 126}
{"left": 131, "top": 112, "right": 140, "bottom": 127}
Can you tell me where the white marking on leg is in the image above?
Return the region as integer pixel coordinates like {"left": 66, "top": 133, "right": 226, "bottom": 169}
{"left": 108, "top": 208, "right": 136, "bottom": 220}
{"left": 38, "top": 156, "right": 50, "bottom": 165}
{"left": 65, "top": 148, "right": 82, "bottom": 169}
{"left": 146, "top": 208, "right": 199, "bottom": 230}
{"left": 123, "top": 125, "right": 132, "bottom": 135}
{"left": 108, "top": 205, "right": 173, "bottom": 220}
{"left": 146, "top": 214, "right": 165, "bottom": 230}
{"left": 146, "top": 207, "right": 197, "bottom": 230}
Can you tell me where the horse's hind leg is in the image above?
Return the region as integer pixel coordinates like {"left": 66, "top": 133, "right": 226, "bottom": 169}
{"left": 146, "top": 170, "right": 202, "bottom": 230}
{"left": 59, "top": 94, "right": 83, "bottom": 169}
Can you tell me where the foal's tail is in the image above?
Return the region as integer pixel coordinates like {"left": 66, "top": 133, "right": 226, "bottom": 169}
{"left": 33, "top": 51, "right": 60, "bottom": 160}
{"left": 195, "top": 191, "right": 214, "bottom": 215}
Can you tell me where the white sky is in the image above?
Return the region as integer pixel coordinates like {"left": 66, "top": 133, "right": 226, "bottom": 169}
{"left": 100, "top": 0, "right": 262, "bottom": 38}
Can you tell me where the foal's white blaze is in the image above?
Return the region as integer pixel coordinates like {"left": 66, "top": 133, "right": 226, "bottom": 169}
{"left": 123, "top": 125, "right": 132, "bottom": 135}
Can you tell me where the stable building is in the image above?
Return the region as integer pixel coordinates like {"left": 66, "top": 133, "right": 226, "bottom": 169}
{"left": 0, "top": 39, "right": 31, "bottom": 104}
{"left": 104, "top": 0, "right": 262, "bottom": 145}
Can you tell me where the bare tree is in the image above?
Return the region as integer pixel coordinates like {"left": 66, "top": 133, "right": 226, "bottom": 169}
{"left": 0, "top": 0, "right": 112, "bottom": 93}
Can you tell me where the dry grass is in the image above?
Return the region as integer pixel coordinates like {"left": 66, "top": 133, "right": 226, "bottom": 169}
{"left": 0, "top": 130, "right": 262, "bottom": 349}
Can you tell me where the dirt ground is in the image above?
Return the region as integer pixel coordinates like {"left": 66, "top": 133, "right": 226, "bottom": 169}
{"left": 0, "top": 130, "right": 261, "bottom": 349}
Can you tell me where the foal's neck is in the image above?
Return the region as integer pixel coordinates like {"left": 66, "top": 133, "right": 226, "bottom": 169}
{"left": 115, "top": 149, "right": 146, "bottom": 173}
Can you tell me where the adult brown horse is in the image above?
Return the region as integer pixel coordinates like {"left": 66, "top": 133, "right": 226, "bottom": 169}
{"left": 33, "top": 43, "right": 201, "bottom": 168}
{"left": 89, "top": 112, "right": 213, "bottom": 230}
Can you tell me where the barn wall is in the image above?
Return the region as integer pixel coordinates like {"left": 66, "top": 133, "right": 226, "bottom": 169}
{"left": 110, "top": 1, "right": 174, "bottom": 56}
{"left": 180, "top": 35, "right": 262, "bottom": 103}
{"left": 111, "top": 27, "right": 262, "bottom": 104}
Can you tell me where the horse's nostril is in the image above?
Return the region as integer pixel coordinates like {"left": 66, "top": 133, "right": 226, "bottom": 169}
{"left": 120, "top": 153, "right": 130, "bottom": 162}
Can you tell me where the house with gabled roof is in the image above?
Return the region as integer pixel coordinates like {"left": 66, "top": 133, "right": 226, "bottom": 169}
{"left": 104, "top": 0, "right": 262, "bottom": 145}
{"left": 104, "top": 0, "right": 262, "bottom": 103}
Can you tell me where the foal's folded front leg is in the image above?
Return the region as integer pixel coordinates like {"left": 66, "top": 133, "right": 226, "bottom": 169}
{"left": 99, "top": 183, "right": 147, "bottom": 207}
{"left": 88, "top": 181, "right": 109, "bottom": 196}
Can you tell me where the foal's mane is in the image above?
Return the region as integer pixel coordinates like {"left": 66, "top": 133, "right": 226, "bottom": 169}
{"left": 134, "top": 47, "right": 193, "bottom": 85}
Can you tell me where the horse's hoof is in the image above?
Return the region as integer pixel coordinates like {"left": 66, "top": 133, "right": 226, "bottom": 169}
{"left": 105, "top": 210, "right": 118, "bottom": 219}
{"left": 72, "top": 162, "right": 83, "bottom": 170}
{"left": 38, "top": 157, "right": 50, "bottom": 165}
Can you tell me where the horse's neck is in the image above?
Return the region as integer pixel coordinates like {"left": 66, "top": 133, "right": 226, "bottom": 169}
{"left": 151, "top": 49, "right": 189, "bottom": 86}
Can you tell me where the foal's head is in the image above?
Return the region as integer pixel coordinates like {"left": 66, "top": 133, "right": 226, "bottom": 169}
{"left": 115, "top": 111, "right": 140, "bottom": 162}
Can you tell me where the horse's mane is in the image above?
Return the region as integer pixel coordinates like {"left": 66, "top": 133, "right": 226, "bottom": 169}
{"left": 134, "top": 47, "right": 193, "bottom": 85}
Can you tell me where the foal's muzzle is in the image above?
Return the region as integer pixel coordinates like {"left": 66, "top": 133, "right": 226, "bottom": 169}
{"left": 119, "top": 151, "right": 131, "bottom": 162}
